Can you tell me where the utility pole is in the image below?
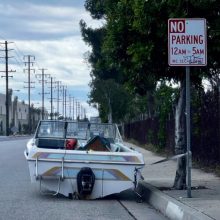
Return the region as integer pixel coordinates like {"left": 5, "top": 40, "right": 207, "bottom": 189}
{"left": 72, "top": 97, "right": 75, "bottom": 120}
{"left": 69, "top": 95, "right": 72, "bottom": 120}
{"left": 62, "top": 86, "right": 65, "bottom": 118}
{"left": 47, "top": 76, "right": 56, "bottom": 120}
{"left": 55, "top": 81, "right": 62, "bottom": 119}
{"left": 84, "top": 108, "right": 86, "bottom": 119}
{"left": 79, "top": 102, "right": 81, "bottom": 120}
{"left": 36, "top": 69, "right": 50, "bottom": 120}
{"left": 24, "top": 55, "right": 35, "bottom": 134}
{"left": 77, "top": 101, "right": 80, "bottom": 120}
{"left": 0, "top": 41, "right": 16, "bottom": 136}
{"left": 62, "top": 85, "right": 67, "bottom": 119}
{"left": 64, "top": 89, "right": 67, "bottom": 119}
{"left": 81, "top": 105, "right": 83, "bottom": 119}
{"left": 75, "top": 100, "right": 78, "bottom": 120}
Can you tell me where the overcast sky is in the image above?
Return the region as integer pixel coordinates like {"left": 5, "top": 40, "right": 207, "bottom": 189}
{"left": 0, "top": 0, "right": 102, "bottom": 118}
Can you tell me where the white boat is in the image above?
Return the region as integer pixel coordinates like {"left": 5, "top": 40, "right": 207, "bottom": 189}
{"left": 24, "top": 120, "right": 145, "bottom": 199}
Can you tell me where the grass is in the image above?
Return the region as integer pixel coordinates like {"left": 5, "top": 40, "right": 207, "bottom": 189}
{"left": 192, "top": 160, "right": 220, "bottom": 177}
{"left": 125, "top": 138, "right": 173, "bottom": 157}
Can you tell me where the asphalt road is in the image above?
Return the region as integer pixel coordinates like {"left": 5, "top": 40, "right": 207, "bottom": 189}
{"left": 0, "top": 137, "right": 168, "bottom": 220}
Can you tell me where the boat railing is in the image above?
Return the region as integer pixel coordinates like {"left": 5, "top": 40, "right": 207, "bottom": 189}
{"left": 35, "top": 156, "right": 64, "bottom": 195}
{"left": 115, "top": 124, "right": 123, "bottom": 144}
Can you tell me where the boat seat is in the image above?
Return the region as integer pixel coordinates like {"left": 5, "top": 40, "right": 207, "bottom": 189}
{"left": 37, "top": 138, "right": 65, "bottom": 149}
{"left": 84, "top": 135, "right": 111, "bottom": 152}
{"left": 65, "top": 138, "right": 77, "bottom": 150}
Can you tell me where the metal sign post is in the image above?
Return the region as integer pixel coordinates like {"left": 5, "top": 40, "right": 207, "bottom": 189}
{"left": 186, "top": 66, "right": 191, "bottom": 198}
{"left": 168, "top": 18, "right": 207, "bottom": 198}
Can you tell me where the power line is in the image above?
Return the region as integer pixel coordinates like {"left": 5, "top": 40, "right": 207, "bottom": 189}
{"left": 13, "top": 56, "right": 23, "bottom": 70}
{"left": 0, "top": 35, "right": 86, "bottom": 120}
{"left": 13, "top": 45, "right": 25, "bottom": 64}
{"left": 14, "top": 42, "right": 25, "bottom": 58}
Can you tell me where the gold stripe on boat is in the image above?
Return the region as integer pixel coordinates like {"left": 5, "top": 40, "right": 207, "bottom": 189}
{"left": 42, "top": 167, "right": 131, "bottom": 181}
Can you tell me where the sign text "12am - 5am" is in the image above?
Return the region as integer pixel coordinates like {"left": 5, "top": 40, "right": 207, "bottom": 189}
{"left": 168, "top": 18, "right": 207, "bottom": 66}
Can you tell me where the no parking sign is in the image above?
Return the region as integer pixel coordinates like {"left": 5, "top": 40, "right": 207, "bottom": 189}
{"left": 168, "top": 18, "right": 207, "bottom": 66}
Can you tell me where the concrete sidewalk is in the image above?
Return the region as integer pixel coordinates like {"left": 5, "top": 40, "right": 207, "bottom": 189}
{"left": 126, "top": 142, "right": 220, "bottom": 220}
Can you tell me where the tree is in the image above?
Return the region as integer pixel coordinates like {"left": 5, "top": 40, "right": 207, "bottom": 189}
{"left": 155, "top": 82, "right": 178, "bottom": 149}
{"left": 89, "top": 79, "right": 131, "bottom": 123}
{"left": 81, "top": 0, "right": 220, "bottom": 189}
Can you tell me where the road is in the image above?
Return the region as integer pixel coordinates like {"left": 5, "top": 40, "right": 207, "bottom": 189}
{"left": 0, "top": 137, "right": 168, "bottom": 220}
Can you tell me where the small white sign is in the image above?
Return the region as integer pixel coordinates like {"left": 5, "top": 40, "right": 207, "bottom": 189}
{"left": 168, "top": 18, "right": 207, "bottom": 66}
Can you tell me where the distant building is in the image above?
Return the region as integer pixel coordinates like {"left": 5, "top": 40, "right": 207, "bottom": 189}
{"left": 0, "top": 93, "right": 6, "bottom": 134}
{"left": 0, "top": 91, "right": 48, "bottom": 135}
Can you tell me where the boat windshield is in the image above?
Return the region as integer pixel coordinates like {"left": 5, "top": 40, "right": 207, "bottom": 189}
{"left": 66, "top": 122, "right": 88, "bottom": 139}
{"left": 36, "top": 121, "right": 122, "bottom": 142}
{"left": 36, "top": 121, "right": 65, "bottom": 138}
{"left": 66, "top": 122, "right": 118, "bottom": 141}
{"left": 89, "top": 123, "right": 116, "bottom": 141}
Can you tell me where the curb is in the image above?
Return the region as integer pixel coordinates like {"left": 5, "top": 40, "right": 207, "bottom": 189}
{"left": 139, "top": 181, "right": 212, "bottom": 220}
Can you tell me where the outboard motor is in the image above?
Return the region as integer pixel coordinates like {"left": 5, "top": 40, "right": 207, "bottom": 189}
{"left": 77, "top": 167, "right": 95, "bottom": 197}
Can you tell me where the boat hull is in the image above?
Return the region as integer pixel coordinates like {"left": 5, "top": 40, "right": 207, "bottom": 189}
{"left": 25, "top": 148, "right": 144, "bottom": 199}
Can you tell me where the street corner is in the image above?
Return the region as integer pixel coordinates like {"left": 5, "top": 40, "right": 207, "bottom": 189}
{"left": 138, "top": 181, "right": 213, "bottom": 220}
